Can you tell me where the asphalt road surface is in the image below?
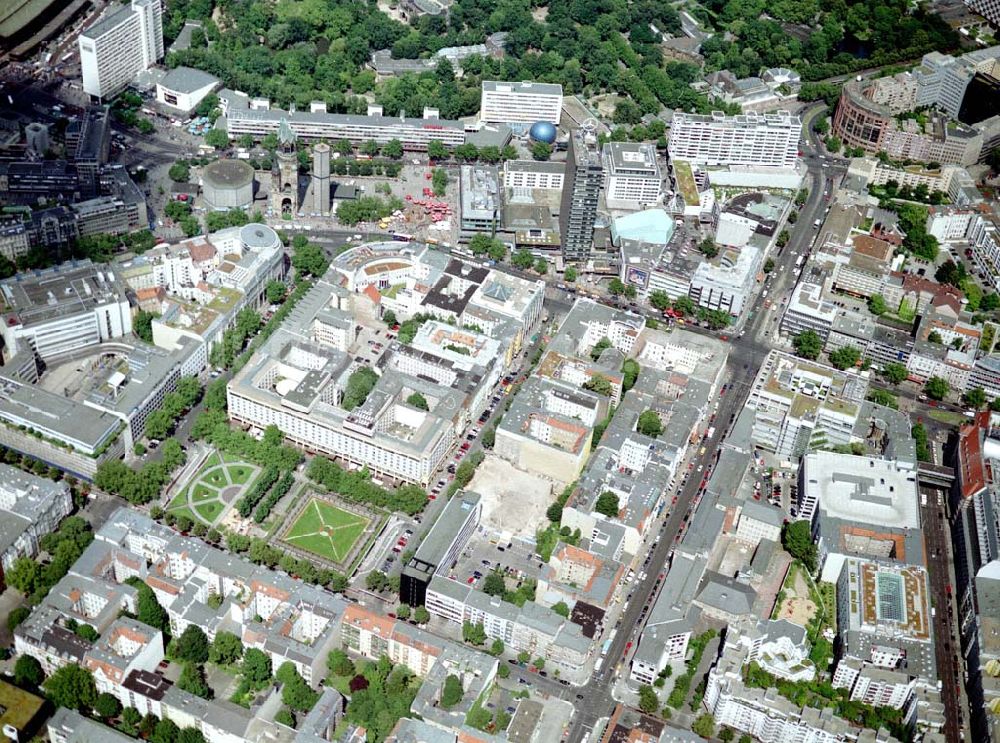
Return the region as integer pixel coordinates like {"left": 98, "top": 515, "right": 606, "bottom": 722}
{"left": 919, "top": 485, "right": 966, "bottom": 743}
{"left": 557, "top": 132, "right": 846, "bottom": 742}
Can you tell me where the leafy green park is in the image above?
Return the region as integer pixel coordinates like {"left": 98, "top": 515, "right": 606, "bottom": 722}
{"left": 283, "top": 498, "right": 370, "bottom": 563}
{"left": 167, "top": 452, "right": 261, "bottom": 526}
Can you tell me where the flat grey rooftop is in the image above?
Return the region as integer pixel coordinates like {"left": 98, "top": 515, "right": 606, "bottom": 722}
{"left": 410, "top": 492, "right": 480, "bottom": 570}
{"left": 482, "top": 80, "right": 563, "bottom": 96}
{"left": 159, "top": 66, "right": 220, "bottom": 94}
{"left": 1, "top": 260, "right": 126, "bottom": 328}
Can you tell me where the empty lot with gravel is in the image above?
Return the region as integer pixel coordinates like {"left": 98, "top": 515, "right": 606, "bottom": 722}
{"left": 466, "top": 455, "right": 556, "bottom": 539}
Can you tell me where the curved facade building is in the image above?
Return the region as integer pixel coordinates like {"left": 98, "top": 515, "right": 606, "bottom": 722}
{"left": 239, "top": 223, "right": 281, "bottom": 252}
{"left": 833, "top": 81, "right": 983, "bottom": 165}
{"left": 201, "top": 159, "right": 255, "bottom": 210}
{"left": 832, "top": 82, "right": 892, "bottom": 153}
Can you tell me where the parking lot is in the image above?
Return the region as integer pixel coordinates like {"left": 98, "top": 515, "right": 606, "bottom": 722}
{"left": 361, "top": 516, "right": 417, "bottom": 580}
{"left": 448, "top": 527, "right": 546, "bottom": 590}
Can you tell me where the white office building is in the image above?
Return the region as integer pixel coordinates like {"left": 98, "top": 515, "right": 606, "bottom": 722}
{"left": 799, "top": 451, "right": 922, "bottom": 583}
{"left": 688, "top": 245, "right": 762, "bottom": 316}
{"left": 480, "top": 81, "right": 563, "bottom": 125}
{"left": 668, "top": 111, "right": 801, "bottom": 168}
{"left": 602, "top": 142, "right": 662, "bottom": 209}
{"left": 502, "top": 160, "right": 565, "bottom": 191}
{"left": 79, "top": 0, "right": 163, "bottom": 100}
{"left": 0, "top": 260, "right": 132, "bottom": 364}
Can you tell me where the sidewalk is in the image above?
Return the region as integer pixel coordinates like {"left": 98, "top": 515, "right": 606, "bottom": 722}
{"left": 161, "top": 442, "right": 210, "bottom": 507}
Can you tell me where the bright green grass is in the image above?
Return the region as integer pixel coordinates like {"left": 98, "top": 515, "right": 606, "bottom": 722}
{"left": 203, "top": 451, "right": 222, "bottom": 468}
{"left": 204, "top": 468, "right": 228, "bottom": 487}
{"left": 168, "top": 491, "right": 190, "bottom": 511}
{"left": 171, "top": 505, "right": 199, "bottom": 523}
{"left": 195, "top": 500, "right": 224, "bottom": 523}
{"left": 191, "top": 484, "right": 218, "bottom": 502}
{"left": 928, "top": 409, "right": 966, "bottom": 427}
{"left": 229, "top": 466, "right": 254, "bottom": 485}
{"left": 284, "top": 499, "right": 369, "bottom": 562}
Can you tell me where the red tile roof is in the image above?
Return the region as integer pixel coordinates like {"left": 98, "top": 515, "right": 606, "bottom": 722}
{"left": 957, "top": 411, "right": 989, "bottom": 500}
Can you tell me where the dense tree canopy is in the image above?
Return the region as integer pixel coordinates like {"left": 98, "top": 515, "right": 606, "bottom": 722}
{"left": 637, "top": 410, "right": 663, "bottom": 437}
{"left": 781, "top": 521, "right": 817, "bottom": 572}
{"left": 342, "top": 655, "right": 419, "bottom": 741}
{"left": 793, "top": 330, "right": 823, "bottom": 360}
{"left": 44, "top": 664, "right": 97, "bottom": 712}
{"left": 925, "top": 376, "right": 950, "bottom": 401}
{"left": 594, "top": 491, "right": 620, "bottom": 518}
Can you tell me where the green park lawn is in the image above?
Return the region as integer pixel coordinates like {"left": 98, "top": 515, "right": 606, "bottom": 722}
{"left": 229, "top": 465, "right": 254, "bottom": 485}
{"left": 195, "top": 500, "right": 224, "bottom": 523}
{"left": 191, "top": 484, "right": 218, "bottom": 502}
{"left": 284, "top": 499, "right": 369, "bottom": 563}
{"left": 205, "top": 470, "right": 228, "bottom": 487}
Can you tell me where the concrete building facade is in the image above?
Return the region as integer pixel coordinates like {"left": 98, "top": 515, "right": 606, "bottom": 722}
{"left": 668, "top": 111, "right": 801, "bottom": 168}
{"left": 78, "top": 0, "right": 163, "bottom": 100}
{"left": 480, "top": 81, "right": 563, "bottom": 125}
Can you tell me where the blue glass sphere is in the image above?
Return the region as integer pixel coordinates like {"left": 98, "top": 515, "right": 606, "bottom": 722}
{"left": 528, "top": 121, "right": 557, "bottom": 144}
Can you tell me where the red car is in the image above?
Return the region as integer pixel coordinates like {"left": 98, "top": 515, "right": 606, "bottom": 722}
{"left": 429, "top": 494, "right": 437, "bottom": 500}
{"left": 467, "top": 576, "right": 475, "bottom": 584}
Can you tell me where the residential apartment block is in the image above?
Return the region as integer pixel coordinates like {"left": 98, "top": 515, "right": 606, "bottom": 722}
{"left": 561, "top": 324, "right": 726, "bottom": 556}
{"left": 424, "top": 575, "right": 591, "bottom": 679}
{"left": 630, "top": 553, "right": 705, "bottom": 685}
{"left": 704, "top": 623, "right": 893, "bottom": 743}
{"left": 493, "top": 376, "right": 599, "bottom": 483}
{"left": 0, "top": 465, "right": 72, "bottom": 576}
{"left": 833, "top": 558, "right": 942, "bottom": 729}
{"left": 341, "top": 603, "right": 501, "bottom": 737}
{"left": 746, "top": 351, "right": 869, "bottom": 460}
{"left": 15, "top": 509, "right": 349, "bottom": 742}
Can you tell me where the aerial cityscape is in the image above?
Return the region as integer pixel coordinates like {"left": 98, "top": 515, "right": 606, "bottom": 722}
{"left": 1, "top": 1, "right": 1000, "bottom": 742}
